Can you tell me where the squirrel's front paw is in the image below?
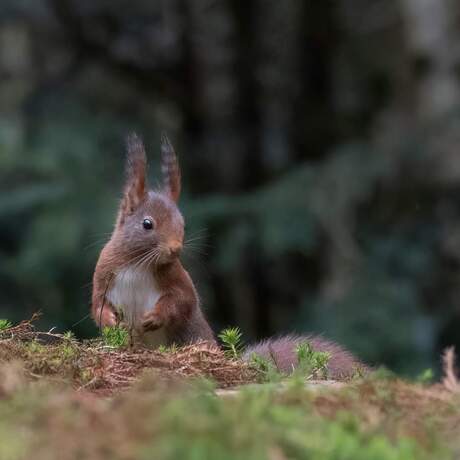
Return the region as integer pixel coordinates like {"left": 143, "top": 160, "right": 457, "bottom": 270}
{"left": 97, "top": 307, "right": 118, "bottom": 328}
{"left": 142, "top": 310, "right": 164, "bottom": 331}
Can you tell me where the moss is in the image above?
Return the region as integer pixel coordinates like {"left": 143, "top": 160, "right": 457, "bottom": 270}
{"left": 0, "top": 319, "right": 12, "bottom": 331}
{"left": 0, "top": 319, "right": 456, "bottom": 459}
{"left": 101, "top": 325, "right": 129, "bottom": 348}
{"left": 0, "top": 377, "right": 450, "bottom": 460}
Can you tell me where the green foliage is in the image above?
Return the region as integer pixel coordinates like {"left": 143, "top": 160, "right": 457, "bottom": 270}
{"left": 102, "top": 325, "right": 129, "bottom": 348}
{"left": 158, "top": 343, "right": 178, "bottom": 354}
{"left": 0, "top": 319, "right": 12, "bottom": 331}
{"left": 25, "top": 340, "right": 45, "bottom": 354}
{"left": 249, "top": 353, "right": 283, "bottom": 383}
{"left": 370, "top": 367, "right": 398, "bottom": 382}
{"left": 18, "top": 339, "right": 87, "bottom": 381}
{"left": 218, "top": 327, "right": 244, "bottom": 359}
{"left": 63, "top": 330, "right": 76, "bottom": 342}
{"left": 352, "top": 366, "right": 367, "bottom": 380}
{"left": 148, "top": 383, "right": 433, "bottom": 460}
{"left": 295, "top": 341, "right": 330, "bottom": 379}
{"left": 0, "top": 376, "right": 446, "bottom": 460}
{"left": 0, "top": 421, "right": 27, "bottom": 460}
{"left": 416, "top": 368, "right": 434, "bottom": 385}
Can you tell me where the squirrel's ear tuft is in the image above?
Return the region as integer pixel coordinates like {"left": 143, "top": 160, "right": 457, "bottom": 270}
{"left": 119, "top": 133, "right": 147, "bottom": 222}
{"left": 161, "top": 133, "right": 181, "bottom": 202}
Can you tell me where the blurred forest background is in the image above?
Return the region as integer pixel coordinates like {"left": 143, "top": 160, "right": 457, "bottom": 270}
{"left": 1, "top": 0, "right": 460, "bottom": 375}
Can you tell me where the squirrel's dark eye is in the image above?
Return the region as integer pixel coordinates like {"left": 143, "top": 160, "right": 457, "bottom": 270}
{"left": 142, "top": 219, "right": 154, "bottom": 230}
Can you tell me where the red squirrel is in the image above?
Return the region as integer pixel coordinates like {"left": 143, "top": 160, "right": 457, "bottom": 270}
{"left": 91, "top": 133, "right": 215, "bottom": 346}
{"left": 91, "top": 134, "right": 366, "bottom": 377}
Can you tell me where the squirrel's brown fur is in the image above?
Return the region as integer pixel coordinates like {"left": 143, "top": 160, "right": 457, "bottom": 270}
{"left": 91, "top": 134, "right": 215, "bottom": 346}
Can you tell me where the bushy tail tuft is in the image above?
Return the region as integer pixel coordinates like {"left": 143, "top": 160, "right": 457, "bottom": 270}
{"left": 244, "top": 334, "right": 368, "bottom": 380}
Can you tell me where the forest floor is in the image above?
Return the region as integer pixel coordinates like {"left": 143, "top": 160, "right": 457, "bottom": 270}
{"left": 0, "top": 316, "right": 459, "bottom": 460}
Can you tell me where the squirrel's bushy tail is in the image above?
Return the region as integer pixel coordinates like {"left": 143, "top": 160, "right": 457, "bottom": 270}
{"left": 244, "top": 334, "right": 369, "bottom": 380}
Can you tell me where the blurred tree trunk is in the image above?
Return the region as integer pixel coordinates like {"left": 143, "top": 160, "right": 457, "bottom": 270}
{"left": 400, "top": 0, "right": 460, "bottom": 186}
{"left": 185, "top": 0, "right": 245, "bottom": 192}
{"left": 401, "top": 0, "right": 460, "bottom": 120}
{"left": 253, "top": 0, "right": 303, "bottom": 173}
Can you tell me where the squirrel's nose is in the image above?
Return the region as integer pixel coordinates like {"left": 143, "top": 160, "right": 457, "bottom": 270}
{"left": 168, "top": 241, "right": 183, "bottom": 256}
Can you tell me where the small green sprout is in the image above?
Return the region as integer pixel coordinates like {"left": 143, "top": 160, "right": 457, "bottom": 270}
{"left": 351, "top": 366, "right": 367, "bottom": 380}
{"left": 416, "top": 368, "right": 434, "bottom": 385}
{"left": 0, "top": 319, "right": 12, "bottom": 331}
{"left": 218, "top": 327, "right": 244, "bottom": 359}
{"left": 63, "top": 331, "right": 76, "bottom": 341}
{"left": 249, "top": 353, "right": 283, "bottom": 383}
{"left": 158, "top": 343, "right": 178, "bottom": 354}
{"left": 102, "top": 325, "right": 129, "bottom": 348}
{"left": 60, "top": 343, "right": 77, "bottom": 358}
{"left": 295, "top": 341, "right": 330, "bottom": 379}
{"left": 26, "top": 340, "right": 45, "bottom": 354}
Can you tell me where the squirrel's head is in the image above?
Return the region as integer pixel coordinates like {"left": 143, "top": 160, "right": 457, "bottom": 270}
{"left": 115, "top": 133, "right": 185, "bottom": 266}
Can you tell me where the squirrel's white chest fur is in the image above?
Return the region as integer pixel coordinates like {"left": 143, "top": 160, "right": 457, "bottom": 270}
{"left": 106, "top": 266, "right": 166, "bottom": 346}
